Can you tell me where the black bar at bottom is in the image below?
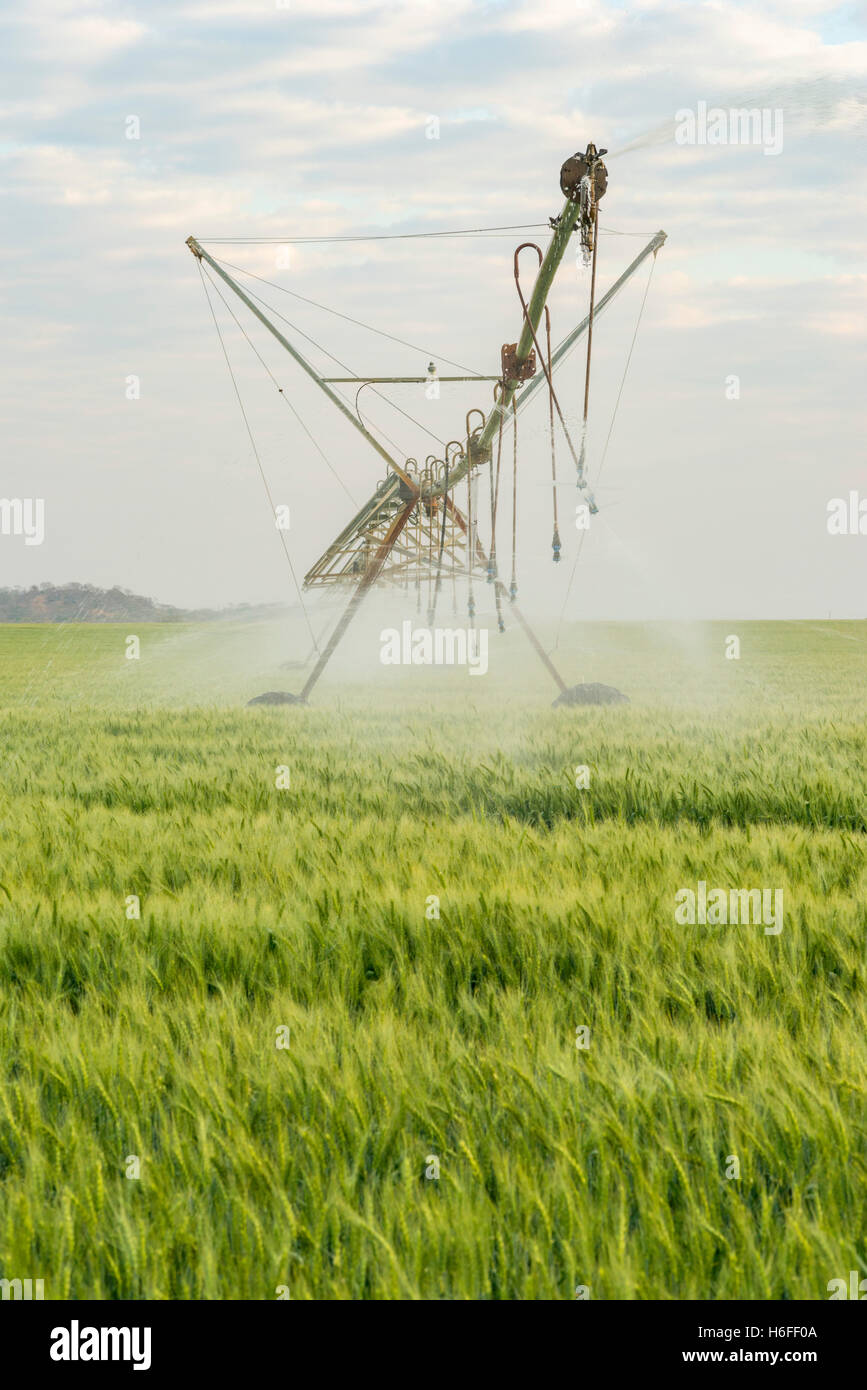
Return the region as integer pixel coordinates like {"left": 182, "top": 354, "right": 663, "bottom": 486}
{"left": 5, "top": 1296, "right": 860, "bottom": 1377}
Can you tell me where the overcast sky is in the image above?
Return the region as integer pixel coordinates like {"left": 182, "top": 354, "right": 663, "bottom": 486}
{"left": 1, "top": 0, "right": 865, "bottom": 621}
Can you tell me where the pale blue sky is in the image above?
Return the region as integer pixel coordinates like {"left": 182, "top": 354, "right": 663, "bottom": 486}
{"left": 0, "top": 0, "right": 865, "bottom": 619}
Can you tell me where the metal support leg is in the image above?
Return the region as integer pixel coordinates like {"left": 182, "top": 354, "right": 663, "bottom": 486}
{"left": 300, "top": 500, "right": 416, "bottom": 701}
{"left": 445, "top": 495, "right": 569, "bottom": 696}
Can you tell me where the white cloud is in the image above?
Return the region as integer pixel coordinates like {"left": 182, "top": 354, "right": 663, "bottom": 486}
{"left": 8, "top": 7, "right": 146, "bottom": 64}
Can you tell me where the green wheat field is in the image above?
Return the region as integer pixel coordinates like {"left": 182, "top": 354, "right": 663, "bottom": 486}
{"left": 1, "top": 616, "right": 865, "bottom": 1300}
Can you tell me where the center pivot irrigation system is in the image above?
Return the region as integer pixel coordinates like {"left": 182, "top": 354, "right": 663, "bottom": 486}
{"left": 187, "top": 146, "right": 666, "bottom": 704}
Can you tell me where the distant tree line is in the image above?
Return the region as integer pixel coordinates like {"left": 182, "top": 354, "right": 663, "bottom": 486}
{"left": 0, "top": 583, "right": 281, "bottom": 623}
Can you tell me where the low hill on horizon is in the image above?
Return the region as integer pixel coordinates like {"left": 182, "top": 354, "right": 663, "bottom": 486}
{"left": 0, "top": 582, "right": 284, "bottom": 623}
